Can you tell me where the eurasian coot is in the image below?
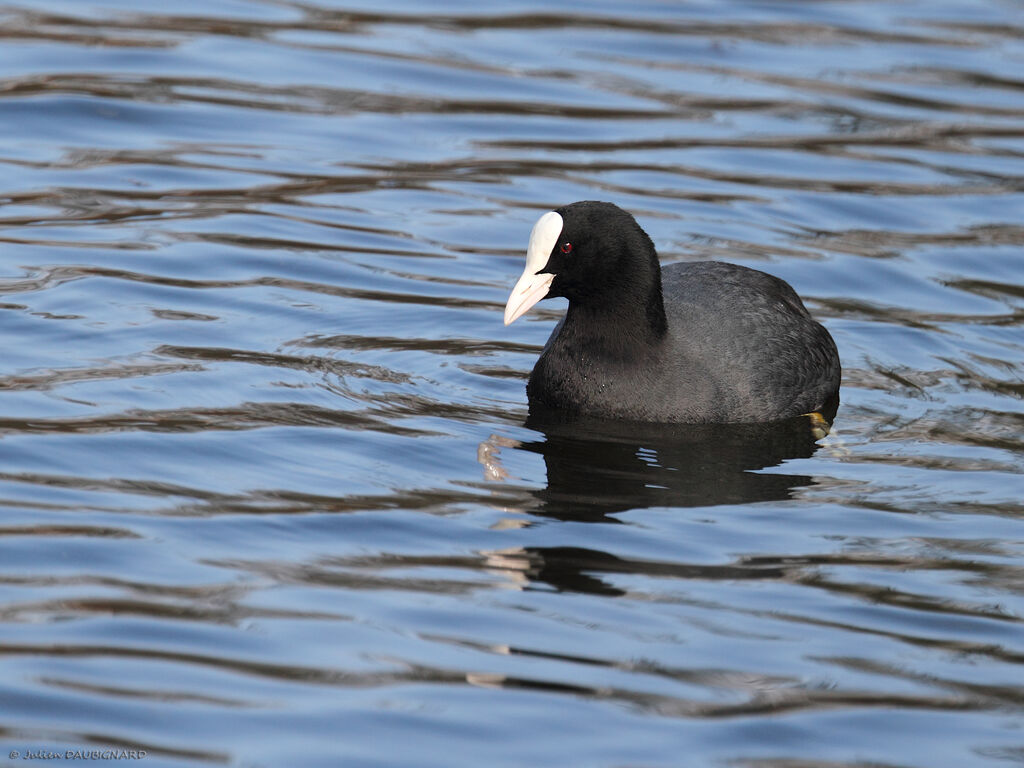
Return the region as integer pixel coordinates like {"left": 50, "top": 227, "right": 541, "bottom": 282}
{"left": 504, "top": 201, "right": 840, "bottom": 423}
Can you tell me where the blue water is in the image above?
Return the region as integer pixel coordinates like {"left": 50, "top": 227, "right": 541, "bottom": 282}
{"left": 0, "top": 1, "right": 1021, "bottom": 766}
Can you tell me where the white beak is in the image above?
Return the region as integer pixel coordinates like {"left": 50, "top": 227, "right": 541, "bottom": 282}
{"left": 504, "top": 271, "right": 555, "bottom": 325}
{"left": 503, "top": 211, "right": 563, "bottom": 325}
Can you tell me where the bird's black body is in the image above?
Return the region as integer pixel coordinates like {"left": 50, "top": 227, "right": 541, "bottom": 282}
{"left": 513, "top": 201, "right": 840, "bottom": 424}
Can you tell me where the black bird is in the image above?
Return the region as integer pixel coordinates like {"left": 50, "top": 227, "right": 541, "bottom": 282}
{"left": 504, "top": 201, "right": 840, "bottom": 424}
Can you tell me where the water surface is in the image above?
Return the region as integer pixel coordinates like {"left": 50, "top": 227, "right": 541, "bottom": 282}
{"left": 0, "top": 1, "right": 1022, "bottom": 766}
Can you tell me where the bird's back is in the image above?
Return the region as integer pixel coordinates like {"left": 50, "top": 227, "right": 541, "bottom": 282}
{"left": 657, "top": 261, "right": 840, "bottom": 422}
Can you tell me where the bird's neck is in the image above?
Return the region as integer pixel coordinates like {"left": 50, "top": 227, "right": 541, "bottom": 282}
{"left": 563, "top": 276, "right": 668, "bottom": 360}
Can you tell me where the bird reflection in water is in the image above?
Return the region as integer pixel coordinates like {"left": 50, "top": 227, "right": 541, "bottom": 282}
{"left": 482, "top": 398, "right": 837, "bottom": 520}
{"left": 477, "top": 399, "right": 838, "bottom": 596}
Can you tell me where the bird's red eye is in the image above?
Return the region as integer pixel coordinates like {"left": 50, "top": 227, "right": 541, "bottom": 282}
{"left": 560, "top": 241, "right": 572, "bottom": 254}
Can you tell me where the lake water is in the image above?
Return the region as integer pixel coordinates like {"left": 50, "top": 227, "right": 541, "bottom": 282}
{"left": 0, "top": 1, "right": 1021, "bottom": 766}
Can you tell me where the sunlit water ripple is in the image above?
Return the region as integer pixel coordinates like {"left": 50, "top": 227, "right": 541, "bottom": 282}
{"left": 0, "top": 1, "right": 1021, "bottom": 766}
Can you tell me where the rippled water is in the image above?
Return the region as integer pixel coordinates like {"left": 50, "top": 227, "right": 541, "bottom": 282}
{"left": 0, "top": 1, "right": 1022, "bottom": 766}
